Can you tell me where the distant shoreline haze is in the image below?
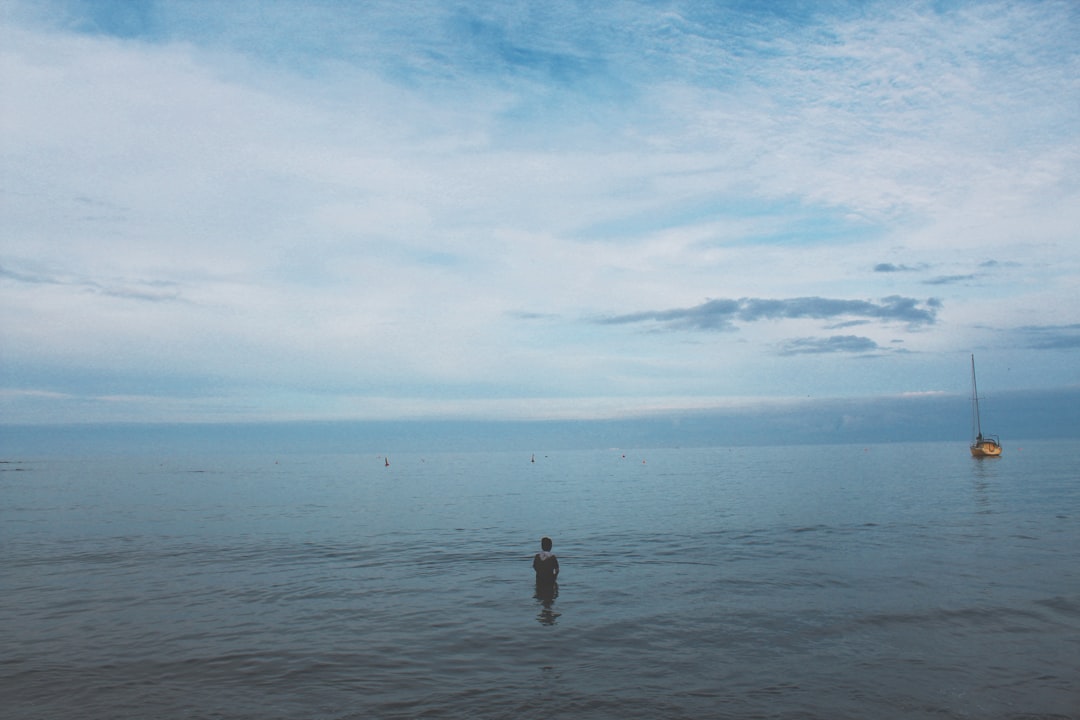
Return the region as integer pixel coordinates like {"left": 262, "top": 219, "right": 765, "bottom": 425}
{"left": 2, "top": 387, "right": 1077, "bottom": 456}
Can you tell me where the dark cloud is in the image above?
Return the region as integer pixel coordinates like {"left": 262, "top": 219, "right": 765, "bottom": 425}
{"left": 777, "top": 335, "right": 880, "bottom": 356}
{"left": 873, "top": 263, "right": 925, "bottom": 273}
{"left": 978, "top": 259, "right": 1021, "bottom": 269}
{"left": 0, "top": 264, "right": 181, "bottom": 303}
{"left": 100, "top": 286, "right": 181, "bottom": 303}
{"left": 924, "top": 274, "right": 976, "bottom": 285}
{"left": 0, "top": 265, "right": 63, "bottom": 286}
{"left": 1017, "top": 324, "right": 1080, "bottom": 350}
{"left": 595, "top": 296, "right": 939, "bottom": 332}
{"left": 596, "top": 298, "right": 741, "bottom": 330}
{"left": 825, "top": 319, "right": 871, "bottom": 329}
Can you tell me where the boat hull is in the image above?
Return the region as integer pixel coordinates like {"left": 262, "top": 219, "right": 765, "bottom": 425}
{"left": 970, "top": 441, "right": 1002, "bottom": 457}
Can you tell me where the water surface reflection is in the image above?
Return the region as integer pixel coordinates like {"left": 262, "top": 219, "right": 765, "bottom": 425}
{"left": 534, "top": 582, "right": 559, "bottom": 626}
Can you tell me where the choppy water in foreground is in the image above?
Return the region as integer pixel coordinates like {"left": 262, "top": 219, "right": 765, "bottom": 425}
{"left": 2, "top": 440, "right": 1078, "bottom": 719}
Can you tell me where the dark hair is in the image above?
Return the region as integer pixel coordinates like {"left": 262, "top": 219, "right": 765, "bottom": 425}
{"left": 541, "top": 536, "right": 553, "bottom": 551}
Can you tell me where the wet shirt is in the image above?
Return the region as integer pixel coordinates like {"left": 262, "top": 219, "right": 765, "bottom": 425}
{"left": 533, "top": 550, "right": 559, "bottom": 585}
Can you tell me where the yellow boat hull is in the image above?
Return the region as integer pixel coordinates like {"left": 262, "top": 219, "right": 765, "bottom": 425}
{"left": 970, "top": 441, "right": 1002, "bottom": 457}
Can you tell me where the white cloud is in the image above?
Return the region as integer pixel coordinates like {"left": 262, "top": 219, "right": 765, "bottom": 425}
{"left": 2, "top": 0, "right": 1078, "bottom": 424}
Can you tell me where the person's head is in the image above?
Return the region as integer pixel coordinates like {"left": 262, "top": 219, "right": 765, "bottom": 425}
{"left": 541, "top": 536, "right": 553, "bottom": 552}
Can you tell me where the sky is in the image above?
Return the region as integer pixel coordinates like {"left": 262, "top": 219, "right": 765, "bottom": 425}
{"left": 2, "top": 0, "right": 1079, "bottom": 436}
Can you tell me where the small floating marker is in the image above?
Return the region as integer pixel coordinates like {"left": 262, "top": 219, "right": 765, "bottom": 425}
{"left": 385, "top": 457, "right": 390, "bottom": 467}
{"left": 531, "top": 454, "right": 535, "bottom": 463}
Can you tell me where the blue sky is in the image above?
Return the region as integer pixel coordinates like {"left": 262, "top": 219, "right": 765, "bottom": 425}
{"left": 1, "top": 0, "right": 1078, "bottom": 431}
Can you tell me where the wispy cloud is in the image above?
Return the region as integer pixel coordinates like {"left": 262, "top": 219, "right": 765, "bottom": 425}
{"left": 1016, "top": 324, "right": 1080, "bottom": 350}
{"left": 777, "top": 335, "right": 881, "bottom": 356}
{"left": 0, "top": 265, "right": 61, "bottom": 286}
{"left": 874, "top": 263, "right": 926, "bottom": 273}
{"left": 0, "top": 264, "right": 183, "bottom": 303}
{"left": 510, "top": 310, "right": 559, "bottom": 321}
{"left": 595, "top": 296, "right": 940, "bottom": 332}
{"left": 923, "top": 274, "right": 977, "bottom": 286}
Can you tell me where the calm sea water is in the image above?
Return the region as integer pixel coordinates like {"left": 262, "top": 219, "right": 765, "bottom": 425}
{"left": 2, "top": 440, "right": 1078, "bottom": 719}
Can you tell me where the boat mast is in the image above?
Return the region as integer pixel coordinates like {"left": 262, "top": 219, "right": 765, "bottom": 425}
{"left": 971, "top": 354, "right": 983, "bottom": 441}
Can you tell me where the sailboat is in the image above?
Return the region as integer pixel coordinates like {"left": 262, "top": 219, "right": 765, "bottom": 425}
{"left": 969, "top": 354, "right": 1002, "bottom": 457}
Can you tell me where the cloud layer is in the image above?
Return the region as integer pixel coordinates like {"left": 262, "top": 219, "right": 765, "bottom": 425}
{"left": 596, "top": 296, "right": 940, "bottom": 332}
{"left": 2, "top": 0, "right": 1078, "bottom": 424}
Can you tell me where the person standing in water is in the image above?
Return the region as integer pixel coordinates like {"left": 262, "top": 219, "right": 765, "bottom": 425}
{"left": 532, "top": 536, "right": 560, "bottom": 625}
{"left": 533, "top": 536, "right": 559, "bottom": 586}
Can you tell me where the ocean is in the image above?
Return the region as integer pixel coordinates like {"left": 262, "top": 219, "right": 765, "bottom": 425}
{"left": 2, "top": 439, "right": 1078, "bottom": 719}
